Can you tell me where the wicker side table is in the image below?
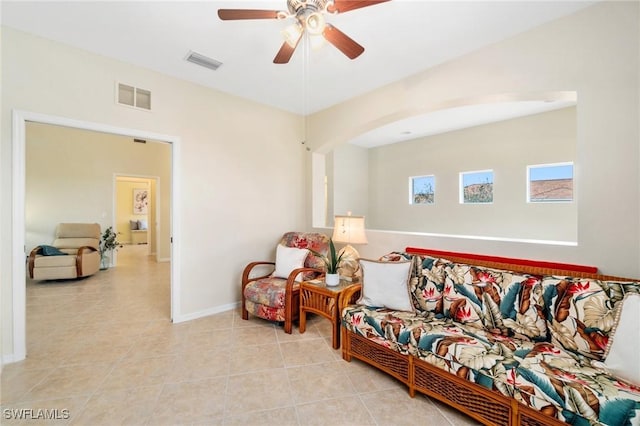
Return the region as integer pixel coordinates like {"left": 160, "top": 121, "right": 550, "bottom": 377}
{"left": 299, "top": 279, "right": 360, "bottom": 349}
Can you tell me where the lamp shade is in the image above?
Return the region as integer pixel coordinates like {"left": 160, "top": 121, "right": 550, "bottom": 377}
{"left": 332, "top": 215, "right": 368, "bottom": 245}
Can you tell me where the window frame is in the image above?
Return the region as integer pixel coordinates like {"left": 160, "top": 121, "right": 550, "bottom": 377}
{"left": 526, "top": 162, "right": 574, "bottom": 203}
{"left": 459, "top": 169, "right": 494, "bottom": 204}
{"left": 409, "top": 175, "right": 436, "bottom": 205}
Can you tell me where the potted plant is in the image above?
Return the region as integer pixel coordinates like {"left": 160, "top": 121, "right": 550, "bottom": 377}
{"left": 311, "top": 238, "right": 344, "bottom": 286}
{"left": 99, "top": 226, "right": 120, "bottom": 270}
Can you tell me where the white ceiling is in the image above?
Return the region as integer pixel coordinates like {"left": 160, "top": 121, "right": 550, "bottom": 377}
{"left": 350, "top": 98, "right": 577, "bottom": 148}
{"left": 1, "top": 0, "right": 593, "bottom": 144}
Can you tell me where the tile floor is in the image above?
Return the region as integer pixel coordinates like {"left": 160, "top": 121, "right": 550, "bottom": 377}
{"left": 1, "top": 245, "right": 480, "bottom": 425}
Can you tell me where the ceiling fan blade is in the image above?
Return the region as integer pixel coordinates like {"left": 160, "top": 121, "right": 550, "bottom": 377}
{"left": 217, "top": 9, "right": 280, "bottom": 20}
{"left": 322, "top": 24, "right": 365, "bottom": 59}
{"left": 274, "top": 33, "right": 303, "bottom": 64}
{"left": 327, "top": 0, "right": 390, "bottom": 14}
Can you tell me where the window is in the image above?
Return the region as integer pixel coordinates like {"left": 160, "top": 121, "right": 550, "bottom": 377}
{"left": 527, "top": 162, "right": 573, "bottom": 202}
{"left": 460, "top": 170, "right": 493, "bottom": 204}
{"left": 410, "top": 175, "right": 435, "bottom": 204}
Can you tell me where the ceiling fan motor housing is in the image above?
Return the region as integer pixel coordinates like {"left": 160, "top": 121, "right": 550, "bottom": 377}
{"left": 287, "top": 0, "right": 331, "bottom": 36}
{"left": 287, "top": 0, "right": 330, "bottom": 16}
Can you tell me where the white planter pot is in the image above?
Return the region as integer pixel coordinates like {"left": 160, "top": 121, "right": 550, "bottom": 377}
{"left": 325, "top": 273, "right": 340, "bottom": 286}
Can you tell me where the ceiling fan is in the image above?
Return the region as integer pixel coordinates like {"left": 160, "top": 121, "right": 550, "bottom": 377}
{"left": 218, "top": 0, "right": 390, "bottom": 64}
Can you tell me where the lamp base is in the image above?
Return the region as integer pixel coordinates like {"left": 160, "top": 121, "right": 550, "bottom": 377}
{"left": 338, "top": 244, "right": 361, "bottom": 283}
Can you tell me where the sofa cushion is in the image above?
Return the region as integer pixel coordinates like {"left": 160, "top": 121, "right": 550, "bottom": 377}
{"left": 604, "top": 293, "right": 640, "bottom": 385}
{"left": 508, "top": 342, "right": 640, "bottom": 425}
{"left": 413, "top": 320, "right": 536, "bottom": 384}
{"left": 245, "top": 300, "right": 285, "bottom": 322}
{"left": 244, "top": 277, "right": 299, "bottom": 309}
{"left": 342, "top": 305, "right": 437, "bottom": 355}
{"left": 480, "top": 271, "right": 548, "bottom": 341}
{"left": 441, "top": 263, "right": 487, "bottom": 328}
{"left": 413, "top": 324, "right": 640, "bottom": 425}
{"left": 442, "top": 263, "right": 548, "bottom": 340}
{"left": 378, "top": 252, "right": 454, "bottom": 316}
{"left": 543, "top": 278, "right": 614, "bottom": 360}
{"left": 358, "top": 259, "right": 414, "bottom": 312}
{"left": 599, "top": 280, "right": 640, "bottom": 308}
{"left": 378, "top": 251, "right": 413, "bottom": 263}
{"left": 33, "top": 253, "right": 77, "bottom": 268}
{"left": 409, "top": 256, "right": 450, "bottom": 316}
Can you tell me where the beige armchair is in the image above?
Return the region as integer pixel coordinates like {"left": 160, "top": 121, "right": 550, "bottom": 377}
{"left": 28, "top": 223, "right": 101, "bottom": 280}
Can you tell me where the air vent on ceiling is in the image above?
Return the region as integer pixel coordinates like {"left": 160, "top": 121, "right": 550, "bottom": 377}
{"left": 117, "top": 83, "right": 151, "bottom": 110}
{"left": 185, "top": 50, "right": 223, "bottom": 71}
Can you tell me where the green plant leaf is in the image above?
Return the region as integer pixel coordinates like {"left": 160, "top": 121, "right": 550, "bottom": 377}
{"left": 309, "top": 238, "right": 344, "bottom": 273}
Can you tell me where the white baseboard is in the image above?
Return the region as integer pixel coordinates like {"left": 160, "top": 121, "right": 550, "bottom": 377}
{"left": 2, "top": 353, "right": 19, "bottom": 367}
{"left": 172, "top": 301, "right": 240, "bottom": 323}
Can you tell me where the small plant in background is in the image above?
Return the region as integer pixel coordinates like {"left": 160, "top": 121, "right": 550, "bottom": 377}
{"left": 99, "top": 226, "right": 120, "bottom": 256}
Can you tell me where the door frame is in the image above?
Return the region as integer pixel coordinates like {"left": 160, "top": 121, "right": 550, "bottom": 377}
{"left": 11, "top": 109, "right": 182, "bottom": 362}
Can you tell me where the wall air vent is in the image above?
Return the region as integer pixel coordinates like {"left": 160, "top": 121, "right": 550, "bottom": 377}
{"left": 185, "top": 50, "right": 223, "bottom": 71}
{"left": 117, "top": 83, "right": 151, "bottom": 110}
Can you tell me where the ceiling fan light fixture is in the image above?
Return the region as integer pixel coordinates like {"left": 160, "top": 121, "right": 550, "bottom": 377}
{"left": 305, "top": 12, "right": 326, "bottom": 35}
{"left": 309, "top": 33, "right": 326, "bottom": 50}
{"left": 282, "top": 22, "right": 303, "bottom": 47}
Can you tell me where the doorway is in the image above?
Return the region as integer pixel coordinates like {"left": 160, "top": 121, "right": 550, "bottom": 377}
{"left": 11, "top": 110, "right": 182, "bottom": 362}
{"left": 115, "top": 175, "right": 158, "bottom": 261}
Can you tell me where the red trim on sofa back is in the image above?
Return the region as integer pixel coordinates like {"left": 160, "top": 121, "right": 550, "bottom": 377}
{"left": 405, "top": 247, "right": 598, "bottom": 274}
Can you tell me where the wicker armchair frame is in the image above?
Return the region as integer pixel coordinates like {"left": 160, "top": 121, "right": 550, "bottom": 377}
{"left": 339, "top": 247, "right": 633, "bottom": 426}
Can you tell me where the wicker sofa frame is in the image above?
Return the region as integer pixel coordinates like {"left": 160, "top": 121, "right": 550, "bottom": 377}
{"left": 339, "top": 247, "right": 633, "bottom": 426}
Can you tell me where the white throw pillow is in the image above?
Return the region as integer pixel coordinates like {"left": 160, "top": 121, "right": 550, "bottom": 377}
{"left": 357, "top": 259, "right": 414, "bottom": 312}
{"left": 604, "top": 293, "right": 640, "bottom": 385}
{"left": 272, "top": 244, "right": 309, "bottom": 282}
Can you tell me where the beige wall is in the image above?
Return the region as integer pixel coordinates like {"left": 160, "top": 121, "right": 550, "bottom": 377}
{"left": 1, "top": 27, "right": 306, "bottom": 360}
{"left": 26, "top": 123, "right": 168, "bottom": 258}
{"left": 362, "top": 107, "right": 576, "bottom": 241}
{"left": 330, "top": 143, "right": 369, "bottom": 224}
{"left": 308, "top": 1, "right": 639, "bottom": 277}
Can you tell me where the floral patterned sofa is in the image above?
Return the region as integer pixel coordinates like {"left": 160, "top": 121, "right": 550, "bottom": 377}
{"left": 340, "top": 248, "right": 640, "bottom": 426}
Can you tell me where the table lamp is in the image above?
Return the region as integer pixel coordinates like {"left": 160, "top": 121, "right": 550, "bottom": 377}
{"left": 332, "top": 212, "right": 368, "bottom": 282}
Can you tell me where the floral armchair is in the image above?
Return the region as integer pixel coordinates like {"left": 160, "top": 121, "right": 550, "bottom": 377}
{"left": 241, "top": 232, "right": 329, "bottom": 333}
